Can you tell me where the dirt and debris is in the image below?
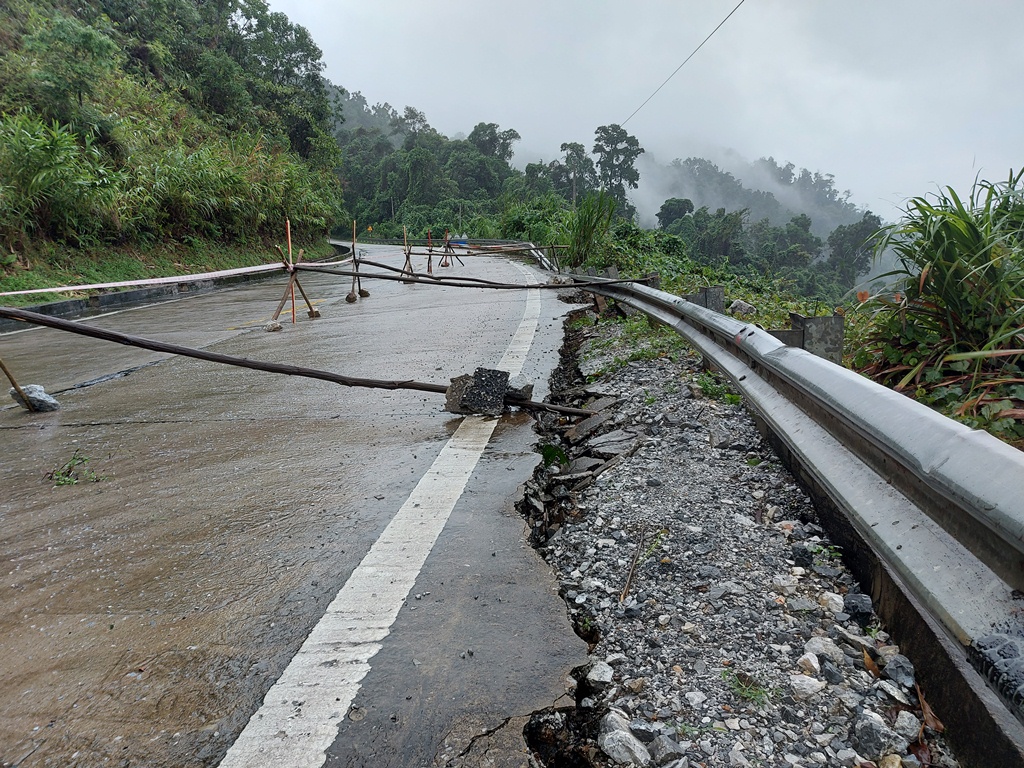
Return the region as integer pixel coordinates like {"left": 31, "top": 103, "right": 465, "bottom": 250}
{"left": 518, "top": 304, "right": 961, "bottom": 768}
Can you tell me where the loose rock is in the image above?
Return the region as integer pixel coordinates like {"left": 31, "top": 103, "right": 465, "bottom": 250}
{"left": 515, "top": 307, "right": 960, "bottom": 768}
{"left": 9, "top": 384, "right": 60, "bottom": 411}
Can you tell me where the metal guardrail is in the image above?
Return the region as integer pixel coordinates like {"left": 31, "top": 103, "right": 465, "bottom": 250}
{"left": 572, "top": 275, "right": 1024, "bottom": 592}
{"left": 568, "top": 272, "right": 1024, "bottom": 765}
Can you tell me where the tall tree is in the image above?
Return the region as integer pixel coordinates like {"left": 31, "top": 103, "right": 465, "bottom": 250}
{"left": 23, "top": 14, "right": 119, "bottom": 117}
{"left": 827, "top": 211, "right": 883, "bottom": 288}
{"left": 391, "top": 106, "right": 428, "bottom": 139}
{"left": 656, "top": 197, "right": 694, "bottom": 229}
{"left": 592, "top": 124, "right": 643, "bottom": 219}
{"left": 467, "top": 122, "right": 520, "bottom": 163}
{"left": 559, "top": 141, "right": 597, "bottom": 206}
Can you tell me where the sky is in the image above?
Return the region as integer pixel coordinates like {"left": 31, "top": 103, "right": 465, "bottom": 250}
{"left": 268, "top": 0, "right": 1023, "bottom": 223}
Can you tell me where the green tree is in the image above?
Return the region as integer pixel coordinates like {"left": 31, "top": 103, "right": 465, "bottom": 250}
{"left": 390, "top": 106, "right": 429, "bottom": 141}
{"left": 442, "top": 141, "right": 501, "bottom": 199}
{"left": 593, "top": 123, "right": 643, "bottom": 219}
{"left": 468, "top": 122, "right": 520, "bottom": 163}
{"left": 559, "top": 141, "right": 598, "bottom": 206}
{"left": 23, "top": 14, "right": 119, "bottom": 116}
{"left": 827, "top": 211, "right": 883, "bottom": 289}
{"left": 656, "top": 197, "right": 694, "bottom": 229}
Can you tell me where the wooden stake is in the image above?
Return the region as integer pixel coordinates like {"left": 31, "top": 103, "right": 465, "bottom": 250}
{"left": 354, "top": 220, "right": 369, "bottom": 297}
{"left": 401, "top": 226, "right": 414, "bottom": 284}
{"left": 271, "top": 274, "right": 295, "bottom": 320}
{"left": 346, "top": 219, "right": 359, "bottom": 302}
{"left": 284, "top": 219, "right": 296, "bottom": 321}
{"left": 0, "top": 357, "right": 36, "bottom": 412}
{"left": 292, "top": 277, "right": 320, "bottom": 318}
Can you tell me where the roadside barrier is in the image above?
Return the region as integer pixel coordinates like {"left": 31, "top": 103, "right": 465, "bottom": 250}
{"left": 568, "top": 270, "right": 1024, "bottom": 766}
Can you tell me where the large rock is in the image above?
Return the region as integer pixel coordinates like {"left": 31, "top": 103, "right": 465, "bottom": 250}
{"left": 728, "top": 299, "right": 757, "bottom": 317}
{"left": 586, "top": 429, "right": 637, "bottom": 458}
{"left": 882, "top": 653, "right": 916, "bottom": 688}
{"left": 650, "top": 734, "right": 687, "bottom": 765}
{"left": 894, "top": 710, "right": 922, "bottom": 741}
{"left": 571, "top": 660, "right": 615, "bottom": 701}
{"left": 598, "top": 709, "right": 652, "bottom": 766}
{"left": 790, "top": 674, "right": 827, "bottom": 699}
{"left": 843, "top": 592, "right": 874, "bottom": 625}
{"left": 851, "top": 711, "right": 908, "bottom": 760}
{"left": 506, "top": 374, "right": 534, "bottom": 400}
{"left": 804, "top": 636, "right": 844, "bottom": 665}
{"left": 586, "top": 661, "right": 615, "bottom": 691}
{"left": 9, "top": 384, "right": 60, "bottom": 411}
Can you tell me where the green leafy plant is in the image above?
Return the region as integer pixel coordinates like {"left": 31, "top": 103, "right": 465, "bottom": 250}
{"left": 695, "top": 371, "right": 741, "bottom": 404}
{"left": 643, "top": 528, "right": 668, "bottom": 561}
{"left": 562, "top": 190, "right": 615, "bottom": 268}
{"left": 721, "top": 669, "right": 770, "bottom": 705}
{"left": 808, "top": 543, "right": 842, "bottom": 565}
{"left": 538, "top": 442, "right": 568, "bottom": 469}
{"left": 46, "top": 449, "right": 104, "bottom": 486}
{"left": 854, "top": 171, "right": 1024, "bottom": 445}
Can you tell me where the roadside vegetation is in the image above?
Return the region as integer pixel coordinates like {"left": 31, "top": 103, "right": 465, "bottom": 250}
{"left": 852, "top": 171, "right": 1024, "bottom": 446}
{"left": 0, "top": 0, "right": 342, "bottom": 299}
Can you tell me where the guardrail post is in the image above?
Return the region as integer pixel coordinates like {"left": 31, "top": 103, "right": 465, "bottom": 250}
{"left": 769, "top": 313, "right": 845, "bottom": 364}
{"left": 701, "top": 285, "right": 725, "bottom": 314}
{"left": 679, "top": 285, "right": 723, "bottom": 312}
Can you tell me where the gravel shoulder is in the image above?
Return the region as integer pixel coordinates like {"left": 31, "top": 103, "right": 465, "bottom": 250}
{"left": 518, "top": 303, "right": 960, "bottom": 768}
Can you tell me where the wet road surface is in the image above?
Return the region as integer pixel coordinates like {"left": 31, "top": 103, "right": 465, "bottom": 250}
{"left": 0, "top": 248, "right": 586, "bottom": 767}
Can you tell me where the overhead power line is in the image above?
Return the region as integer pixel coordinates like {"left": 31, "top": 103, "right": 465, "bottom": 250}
{"left": 621, "top": 0, "right": 747, "bottom": 127}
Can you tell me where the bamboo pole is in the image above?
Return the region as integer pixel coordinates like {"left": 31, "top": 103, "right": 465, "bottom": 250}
{"left": 355, "top": 220, "right": 369, "bottom": 297}
{"left": 0, "top": 307, "right": 595, "bottom": 418}
{"left": 346, "top": 219, "right": 359, "bottom": 302}
{"left": 401, "top": 226, "right": 414, "bottom": 284}
{"left": 294, "top": 263, "right": 649, "bottom": 291}
{"left": 0, "top": 357, "right": 36, "bottom": 412}
{"left": 286, "top": 218, "right": 296, "bottom": 322}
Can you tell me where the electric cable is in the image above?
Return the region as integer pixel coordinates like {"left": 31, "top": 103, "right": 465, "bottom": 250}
{"left": 622, "top": 0, "right": 747, "bottom": 127}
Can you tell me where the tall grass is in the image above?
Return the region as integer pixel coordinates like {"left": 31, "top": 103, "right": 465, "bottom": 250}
{"left": 854, "top": 171, "right": 1024, "bottom": 444}
{"left": 0, "top": 114, "right": 121, "bottom": 246}
{"left": 0, "top": 111, "right": 342, "bottom": 250}
{"left": 562, "top": 191, "right": 615, "bottom": 269}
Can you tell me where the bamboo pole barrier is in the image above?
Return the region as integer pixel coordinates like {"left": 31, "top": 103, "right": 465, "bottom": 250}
{"left": 0, "top": 307, "right": 594, "bottom": 418}
{"left": 297, "top": 263, "right": 650, "bottom": 291}
{"left": 401, "top": 226, "right": 414, "bottom": 284}
{"left": 273, "top": 246, "right": 319, "bottom": 319}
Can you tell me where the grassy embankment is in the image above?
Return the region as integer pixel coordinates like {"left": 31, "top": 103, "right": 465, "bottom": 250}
{"left": 0, "top": 239, "right": 334, "bottom": 307}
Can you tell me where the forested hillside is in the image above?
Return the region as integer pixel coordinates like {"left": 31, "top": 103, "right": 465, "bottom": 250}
{"left": 0, "top": 0, "right": 343, "bottom": 252}
{"left": 1, "top": 0, "right": 882, "bottom": 305}
{"left": 330, "top": 88, "right": 882, "bottom": 301}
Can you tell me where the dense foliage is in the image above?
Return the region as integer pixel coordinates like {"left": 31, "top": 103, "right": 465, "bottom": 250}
{"left": 0, "top": 0, "right": 343, "bottom": 250}
{"left": 330, "top": 94, "right": 881, "bottom": 304}
{"left": 853, "top": 171, "right": 1024, "bottom": 445}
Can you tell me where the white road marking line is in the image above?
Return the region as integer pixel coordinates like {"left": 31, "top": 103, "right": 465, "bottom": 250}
{"left": 219, "top": 286, "right": 541, "bottom": 767}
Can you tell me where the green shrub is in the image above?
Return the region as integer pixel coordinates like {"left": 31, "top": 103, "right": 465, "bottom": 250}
{"left": 854, "top": 171, "right": 1024, "bottom": 445}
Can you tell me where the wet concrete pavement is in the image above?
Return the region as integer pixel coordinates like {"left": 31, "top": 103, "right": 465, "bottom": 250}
{"left": 0, "top": 248, "right": 587, "bottom": 767}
